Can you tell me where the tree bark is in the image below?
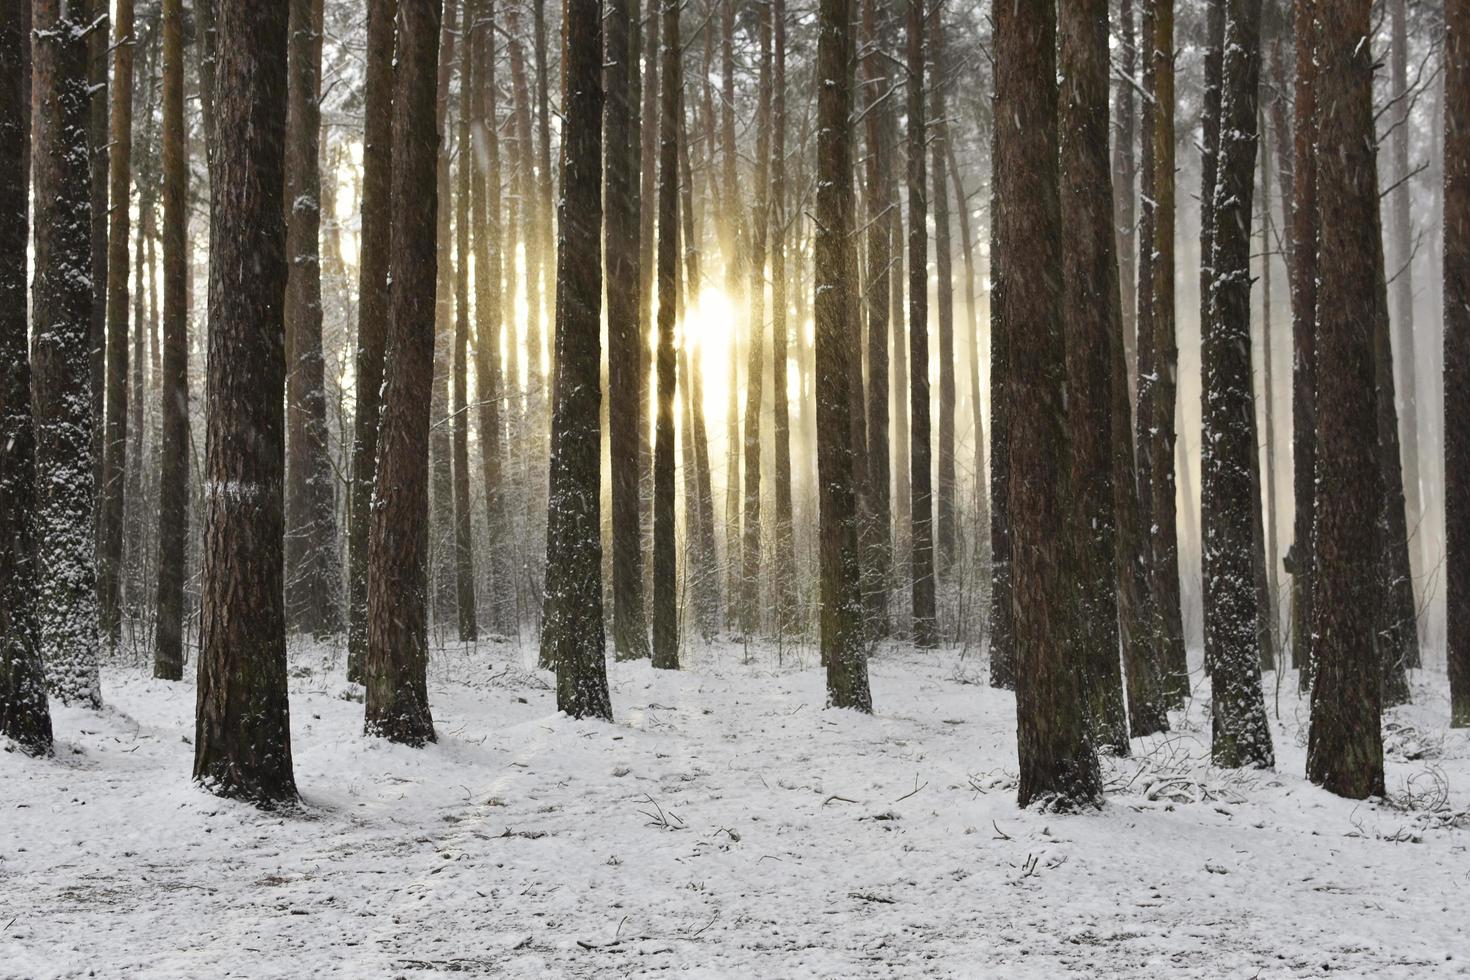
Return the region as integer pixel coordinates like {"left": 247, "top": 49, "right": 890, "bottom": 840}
{"left": 0, "top": 0, "right": 53, "bottom": 754}
{"left": 365, "top": 0, "right": 442, "bottom": 747}
{"left": 1306, "top": 0, "right": 1386, "bottom": 801}
{"left": 1448, "top": 0, "right": 1470, "bottom": 727}
{"left": 988, "top": 116, "right": 1013, "bottom": 689}
{"left": 907, "top": 0, "right": 936, "bottom": 649}
{"left": 814, "top": 0, "right": 871, "bottom": 710}
{"left": 32, "top": 0, "right": 103, "bottom": 711}
{"left": 153, "top": 0, "right": 189, "bottom": 682}
{"left": 99, "top": 0, "right": 135, "bottom": 649}
{"left": 1114, "top": 0, "right": 1139, "bottom": 411}
{"left": 87, "top": 0, "right": 107, "bottom": 563}
{"left": 1289, "top": 0, "right": 1319, "bottom": 685}
{"left": 347, "top": 0, "right": 397, "bottom": 681}
{"left": 430, "top": 0, "right": 459, "bottom": 634}
{"left": 770, "top": 0, "right": 796, "bottom": 637}
{"left": 1203, "top": 0, "right": 1273, "bottom": 770}
{"left": 997, "top": 0, "right": 1101, "bottom": 809}
{"left": 930, "top": 4, "right": 956, "bottom": 577}
{"left": 1059, "top": 0, "right": 1128, "bottom": 754}
{"left": 284, "top": 0, "right": 339, "bottom": 637}
{"left": 651, "top": 0, "right": 681, "bottom": 670}
{"left": 194, "top": 0, "right": 297, "bottom": 802}
{"left": 451, "top": 3, "right": 478, "bottom": 641}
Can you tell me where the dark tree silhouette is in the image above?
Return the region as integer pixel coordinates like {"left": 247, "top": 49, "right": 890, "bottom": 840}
{"left": 1448, "top": 0, "right": 1470, "bottom": 728}
{"left": 651, "top": 0, "right": 680, "bottom": 671}
{"left": 906, "top": 0, "right": 936, "bottom": 649}
{"left": 1289, "top": 0, "right": 1318, "bottom": 684}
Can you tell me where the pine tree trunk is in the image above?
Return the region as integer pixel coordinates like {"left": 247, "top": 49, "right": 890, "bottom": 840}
{"left": 1389, "top": 0, "right": 1424, "bottom": 614}
{"left": 541, "top": 0, "right": 611, "bottom": 716}
{"left": 930, "top": 7, "right": 956, "bottom": 578}
{"left": 365, "top": 0, "right": 442, "bottom": 747}
{"left": 194, "top": 0, "right": 297, "bottom": 802}
{"left": 284, "top": 0, "right": 339, "bottom": 638}
{"left": 1447, "top": 0, "right": 1470, "bottom": 727}
{"left": 988, "top": 117, "right": 1014, "bottom": 689}
{"left": 0, "top": 0, "right": 53, "bottom": 754}
{"left": 471, "top": 0, "right": 510, "bottom": 636}
{"left": 997, "top": 0, "right": 1101, "bottom": 809}
{"left": 1150, "top": 0, "right": 1188, "bottom": 703}
{"left": 720, "top": 0, "right": 742, "bottom": 631}
{"left": 906, "top": 0, "right": 936, "bottom": 649}
{"left": 1059, "top": 0, "right": 1128, "bottom": 755}
{"left": 1203, "top": 0, "right": 1273, "bottom": 770}
{"left": 33, "top": 0, "right": 103, "bottom": 711}
{"left": 153, "top": 0, "right": 189, "bottom": 682}
{"left": 1133, "top": 0, "right": 1158, "bottom": 695}
{"left": 452, "top": 7, "right": 478, "bottom": 642}
{"left": 1114, "top": 0, "right": 1139, "bottom": 410}
{"left": 605, "top": 0, "right": 649, "bottom": 660}
{"left": 430, "top": 0, "right": 459, "bottom": 635}
{"left": 87, "top": 0, "right": 108, "bottom": 560}
{"left": 1306, "top": 0, "right": 1386, "bottom": 800}
{"left": 651, "top": 0, "right": 682, "bottom": 671}
{"left": 946, "top": 136, "right": 986, "bottom": 590}
{"left": 347, "top": 0, "right": 396, "bottom": 681}
{"left": 1289, "top": 0, "right": 1319, "bottom": 685}
{"left": 770, "top": 0, "right": 796, "bottom": 638}
{"left": 814, "top": 0, "right": 871, "bottom": 711}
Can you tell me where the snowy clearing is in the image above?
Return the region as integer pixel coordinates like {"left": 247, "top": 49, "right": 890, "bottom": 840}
{"left": 2, "top": 640, "right": 1468, "bottom": 978}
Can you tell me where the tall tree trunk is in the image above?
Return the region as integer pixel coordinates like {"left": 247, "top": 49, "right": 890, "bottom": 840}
{"left": 906, "top": 0, "right": 936, "bottom": 649}
{"left": 87, "top": 0, "right": 107, "bottom": 568}
{"left": 99, "top": 0, "right": 134, "bottom": 649}
{"left": 930, "top": 4, "right": 956, "bottom": 577}
{"left": 770, "top": 0, "right": 796, "bottom": 637}
{"left": 947, "top": 134, "right": 986, "bottom": 589}
{"left": 741, "top": 0, "right": 773, "bottom": 637}
{"left": 1389, "top": 0, "right": 1423, "bottom": 612}
{"left": 1203, "top": 0, "right": 1273, "bottom": 769}
{"left": 1289, "top": 0, "right": 1319, "bottom": 685}
{"left": 1306, "top": 0, "right": 1386, "bottom": 801}
{"left": 987, "top": 107, "right": 1014, "bottom": 687}
{"left": 542, "top": 0, "right": 612, "bottom": 716}
{"left": 814, "top": 0, "right": 871, "bottom": 711}
{"left": 1447, "top": 0, "right": 1470, "bottom": 727}
{"left": 638, "top": 0, "right": 657, "bottom": 603}
{"left": 533, "top": 0, "right": 554, "bottom": 341}
{"left": 720, "top": 0, "right": 742, "bottom": 630}
{"left": 1134, "top": 0, "right": 1159, "bottom": 695}
{"left": 1059, "top": 0, "right": 1128, "bottom": 754}
{"left": 1150, "top": 0, "right": 1187, "bottom": 703}
{"left": 1114, "top": 0, "right": 1139, "bottom": 410}
{"left": 997, "top": 0, "right": 1101, "bottom": 810}
{"left": 194, "top": 0, "right": 296, "bottom": 802}
{"left": 153, "top": 0, "right": 189, "bottom": 682}
{"left": 284, "top": 0, "right": 339, "bottom": 637}
{"left": 1259, "top": 106, "right": 1282, "bottom": 670}
{"left": 430, "top": 0, "right": 459, "bottom": 634}
{"left": 606, "top": 0, "right": 649, "bottom": 659}
{"left": 651, "top": 0, "right": 682, "bottom": 670}
{"left": 365, "top": 0, "right": 442, "bottom": 747}
{"left": 0, "top": 0, "right": 53, "bottom": 754}
{"left": 347, "top": 0, "right": 397, "bottom": 681}
{"left": 451, "top": 5, "right": 478, "bottom": 641}
{"left": 33, "top": 0, "right": 103, "bottom": 711}
{"left": 472, "top": 0, "right": 510, "bottom": 636}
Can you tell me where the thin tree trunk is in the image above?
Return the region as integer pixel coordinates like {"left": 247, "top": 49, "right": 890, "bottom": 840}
{"left": 284, "top": 0, "right": 339, "bottom": 637}
{"left": 194, "top": 0, "right": 296, "bottom": 802}
{"left": 99, "top": 0, "right": 135, "bottom": 649}
{"left": 1203, "top": 0, "right": 1273, "bottom": 770}
{"left": 1306, "top": 0, "right": 1386, "bottom": 800}
{"left": 1259, "top": 105, "right": 1282, "bottom": 670}
{"left": 1150, "top": 0, "right": 1188, "bottom": 703}
{"left": 770, "top": 0, "right": 796, "bottom": 637}
{"left": 0, "top": 0, "right": 53, "bottom": 754}
{"left": 1289, "top": 0, "right": 1319, "bottom": 685}
{"left": 87, "top": 0, "right": 108, "bottom": 565}
{"left": 347, "top": 0, "right": 396, "bottom": 681}
{"left": 997, "top": 0, "right": 1101, "bottom": 810}
{"left": 931, "top": 4, "right": 956, "bottom": 577}
{"left": 1114, "top": 0, "right": 1139, "bottom": 411}
{"left": 651, "top": 0, "right": 682, "bottom": 670}
{"left": 430, "top": 0, "right": 459, "bottom": 634}
{"left": 452, "top": 5, "right": 478, "bottom": 641}
{"left": 153, "top": 0, "right": 189, "bottom": 682}
{"left": 814, "top": 0, "right": 871, "bottom": 711}
{"left": 907, "top": 0, "right": 936, "bottom": 649}
{"left": 1134, "top": 0, "right": 1159, "bottom": 695}
{"left": 987, "top": 112, "right": 1013, "bottom": 688}
{"left": 946, "top": 133, "right": 986, "bottom": 590}
{"left": 606, "top": 0, "right": 649, "bottom": 660}
{"left": 720, "top": 0, "right": 742, "bottom": 630}
{"left": 365, "top": 0, "right": 442, "bottom": 747}
{"left": 1447, "top": 0, "right": 1470, "bottom": 727}
{"left": 1059, "top": 0, "right": 1128, "bottom": 754}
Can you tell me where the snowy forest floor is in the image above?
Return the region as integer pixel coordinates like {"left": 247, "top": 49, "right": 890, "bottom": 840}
{"left": 3, "top": 636, "right": 1469, "bottom": 978}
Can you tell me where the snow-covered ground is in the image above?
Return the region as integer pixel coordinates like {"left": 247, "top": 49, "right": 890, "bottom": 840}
{"left": 2, "top": 636, "right": 1468, "bottom": 978}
